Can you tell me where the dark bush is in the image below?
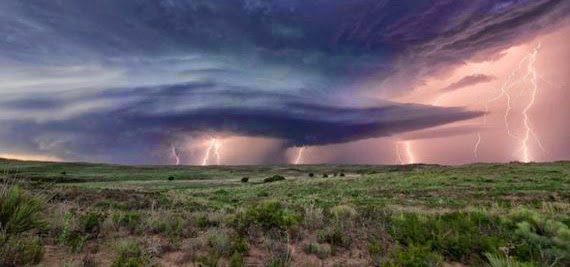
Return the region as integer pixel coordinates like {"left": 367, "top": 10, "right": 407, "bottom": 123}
{"left": 79, "top": 212, "right": 106, "bottom": 234}
{"left": 167, "top": 176, "right": 174, "bottom": 181}
{"left": 241, "top": 177, "right": 249, "bottom": 183}
{"left": 263, "top": 175, "right": 286, "bottom": 183}
{"left": 316, "top": 227, "right": 349, "bottom": 250}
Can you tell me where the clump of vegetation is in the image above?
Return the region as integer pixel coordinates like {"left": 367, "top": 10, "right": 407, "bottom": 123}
{"left": 206, "top": 229, "right": 249, "bottom": 258}
{"left": 263, "top": 175, "right": 286, "bottom": 183}
{"left": 484, "top": 253, "right": 534, "bottom": 267}
{"left": 0, "top": 183, "right": 46, "bottom": 266}
{"left": 167, "top": 176, "right": 174, "bottom": 181}
{"left": 232, "top": 199, "right": 298, "bottom": 233}
{"left": 144, "top": 212, "right": 188, "bottom": 238}
{"left": 382, "top": 244, "right": 443, "bottom": 267}
{"left": 111, "top": 241, "right": 152, "bottom": 267}
{"left": 112, "top": 211, "right": 143, "bottom": 233}
{"left": 79, "top": 211, "right": 106, "bottom": 235}
{"left": 303, "top": 242, "right": 331, "bottom": 259}
{"left": 302, "top": 204, "right": 324, "bottom": 230}
{"left": 389, "top": 211, "right": 506, "bottom": 264}
{"left": 229, "top": 251, "right": 245, "bottom": 267}
{"left": 331, "top": 205, "right": 358, "bottom": 228}
{"left": 241, "top": 177, "right": 249, "bottom": 183}
{"left": 57, "top": 211, "right": 88, "bottom": 252}
{"left": 505, "top": 208, "right": 570, "bottom": 266}
{"left": 207, "top": 229, "right": 231, "bottom": 256}
{"left": 316, "top": 226, "right": 353, "bottom": 251}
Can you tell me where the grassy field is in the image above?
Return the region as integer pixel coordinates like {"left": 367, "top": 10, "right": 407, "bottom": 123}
{"left": 1, "top": 158, "right": 569, "bottom": 266}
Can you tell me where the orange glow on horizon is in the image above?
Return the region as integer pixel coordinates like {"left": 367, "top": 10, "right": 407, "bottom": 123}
{"left": 0, "top": 153, "right": 62, "bottom": 162}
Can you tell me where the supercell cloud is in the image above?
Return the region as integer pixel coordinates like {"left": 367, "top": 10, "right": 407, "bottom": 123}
{"left": 0, "top": 0, "right": 569, "bottom": 163}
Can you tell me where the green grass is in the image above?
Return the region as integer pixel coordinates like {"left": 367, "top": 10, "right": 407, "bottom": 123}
{"left": 1, "top": 158, "right": 569, "bottom": 266}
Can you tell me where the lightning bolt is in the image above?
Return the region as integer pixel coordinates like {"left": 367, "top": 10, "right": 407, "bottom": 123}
{"left": 404, "top": 141, "right": 415, "bottom": 164}
{"left": 395, "top": 141, "right": 415, "bottom": 164}
{"left": 201, "top": 138, "right": 222, "bottom": 166}
{"left": 473, "top": 133, "right": 481, "bottom": 160}
{"left": 170, "top": 145, "right": 181, "bottom": 165}
{"left": 294, "top": 146, "right": 305, "bottom": 165}
{"left": 521, "top": 43, "right": 544, "bottom": 162}
{"left": 478, "top": 43, "right": 545, "bottom": 163}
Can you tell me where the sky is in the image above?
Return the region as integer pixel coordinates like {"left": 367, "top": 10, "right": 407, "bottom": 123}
{"left": 1, "top": 0, "right": 569, "bottom": 165}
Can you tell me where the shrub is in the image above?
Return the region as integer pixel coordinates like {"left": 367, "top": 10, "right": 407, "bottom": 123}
{"left": 79, "top": 211, "right": 106, "bottom": 234}
{"left": 0, "top": 184, "right": 46, "bottom": 266}
{"left": 302, "top": 204, "right": 324, "bottom": 230}
{"left": 382, "top": 244, "right": 443, "bottom": 267}
{"left": 265, "top": 243, "right": 293, "bottom": 267}
{"left": 264, "top": 175, "right": 286, "bottom": 183}
{"left": 0, "top": 235, "right": 43, "bottom": 267}
{"left": 230, "top": 251, "right": 245, "bottom": 267}
{"left": 145, "top": 212, "right": 188, "bottom": 238}
{"left": 368, "top": 239, "right": 385, "bottom": 265}
{"left": 241, "top": 177, "right": 249, "bottom": 183}
{"left": 111, "top": 241, "right": 152, "bottom": 267}
{"left": 316, "top": 227, "right": 349, "bottom": 250}
{"left": 232, "top": 200, "right": 298, "bottom": 233}
{"left": 302, "top": 242, "right": 331, "bottom": 259}
{"left": 230, "top": 235, "right": 249, "bottom": 254}
{"left": 57, "top": 211, "right": 88, "bottom": 253}
{"left": 112, "top": 211, "right": 143, "bottom": 233}
{"left": 330, "top": 205, "right": 357, "bottom": 228}
{"left": 0, "top": 184, "right": 46, "bottom": 235}
{"left": 167, "top": 176, "right": 174, "bottom": 181}
{"left": 207, "top": 229, "right": 231, "bottom": 256}
{"left": 388, "top": 212, "right": 506, "bottom": 263}
{"left": 484, "top": 253, "right": 535, "bottom": 267}
{"left": 506, "top": 209, "right": 570, "bottom": 265}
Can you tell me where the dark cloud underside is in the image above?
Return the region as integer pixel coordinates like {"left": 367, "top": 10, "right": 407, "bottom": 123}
{"left": 441, "top": 74, "right": 496, "bottom": 93}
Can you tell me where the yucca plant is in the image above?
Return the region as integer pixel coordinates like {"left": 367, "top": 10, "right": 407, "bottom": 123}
{"left": 0, "top": 184, "right": 46, "bottom": 235}
{"left": 484, "top": 253, "right": 536, "bottom": 267}
{"left": 0, "top": 180, "right": 47, "bottom": 266}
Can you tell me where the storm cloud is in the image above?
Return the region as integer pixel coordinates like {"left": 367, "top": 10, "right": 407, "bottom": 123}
{"left": 441, "top": 74, "right": 496, "bottom": 93}
{"left": 0, "top": 0, "right": 569, "bottom": 163}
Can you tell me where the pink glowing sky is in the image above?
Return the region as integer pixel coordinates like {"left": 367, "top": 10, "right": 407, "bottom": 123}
{"left": 291, "top": 26, "right": 570, "bottom": 165}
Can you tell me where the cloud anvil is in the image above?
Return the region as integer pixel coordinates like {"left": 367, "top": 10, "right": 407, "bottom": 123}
{"left": 0, "top": 0, "right": 569, "bottom": 164}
